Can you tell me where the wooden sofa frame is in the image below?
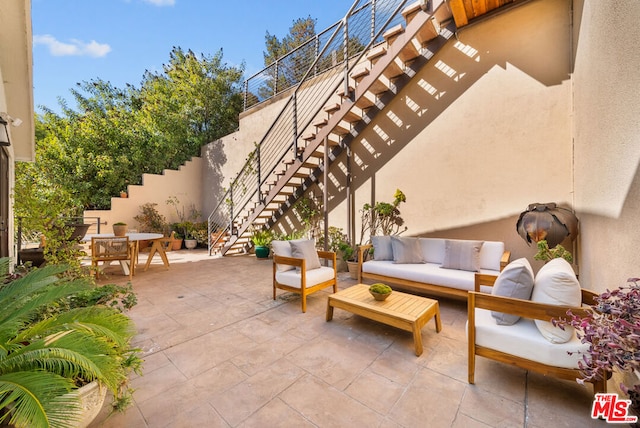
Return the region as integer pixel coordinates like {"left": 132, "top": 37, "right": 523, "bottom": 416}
{"left": 356, "top": 244, "right": 511, "bottom": 300}
{"left": 468, "top": 274, "right": 609, "bottom": 395}
{"left": 273, "top": 250, "right": 337, "bottom": 313}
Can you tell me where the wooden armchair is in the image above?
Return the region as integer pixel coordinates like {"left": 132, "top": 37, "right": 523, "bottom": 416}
{"left": 273, "top": 250, "right": 338, "bottom": 313}
{"left": 91, "top": 236, "right": 137, "bottom": 280}
{"left": 468, "top": 274, "right": 608, "bottom": 395}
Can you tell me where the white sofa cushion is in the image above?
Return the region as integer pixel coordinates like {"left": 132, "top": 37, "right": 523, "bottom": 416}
{"left": 371, "top": 235, "right": 393, "bottom": 260}
{"left": 391, "top": 236, "right": 424, "bottom": 264}
{"left": 531, "top": 258, "right": 581, "bottom": 344}
{"left": 290, "top": 239, "right": 321, "bottom": 271}
{"left": 362, "top": 261, "right": 495, "bottom": 293}
{"left": 491, "top": 258, "right": 535, "bottom": 325}
{"left": 441, "top": 240, "right": 484, "bottom": 272}
{"left": 469, "top": 308, "right": 588, "bottom": 369}
{"left": 418, "top": 238, "right": 504, "bottom": 271}
{"left": 275, "top": 266, "right": 335, "bottom": 288}
{"left": 479, "top": 241, "right": 506, "bottom": 271}
{"left": 271, "top": 240, "right": 294, "bottom": 272}
{"left": 419, "top": 238, "right": 445, "bottom": 264}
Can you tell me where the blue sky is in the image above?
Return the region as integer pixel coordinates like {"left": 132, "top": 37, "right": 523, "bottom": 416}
{"left": 32, "top": 0, "right": 352, "bottom": 113}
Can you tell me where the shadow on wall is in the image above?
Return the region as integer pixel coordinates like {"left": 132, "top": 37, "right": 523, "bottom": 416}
{"left": 202, "top": 139, "right": 227, "bottom": 217}
{"left": 305, "top": 0, "right": 572, "bottom": 224}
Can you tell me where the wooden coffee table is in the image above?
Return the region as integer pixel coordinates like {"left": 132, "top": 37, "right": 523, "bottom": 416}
{"left": 326, "top": 284, "right": 442, "bottom": 356}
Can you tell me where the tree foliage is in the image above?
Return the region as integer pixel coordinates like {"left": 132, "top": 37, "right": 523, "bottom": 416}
{"left": 21, "top": 47, "right": 244, "bottom": 211}
{"left": 261, "top": 16, "right": 317, "bottom": 97}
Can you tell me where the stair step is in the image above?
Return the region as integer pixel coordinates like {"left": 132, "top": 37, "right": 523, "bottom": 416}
{"left": 355, "top": 94, "right": 376, "bottom": 109}
{"left": 343, "top": 110, "right": 362, "bottom": 123}
{"left": 298, "top": 148, "right": 325, "bottom": 159}
{"left": 313, "top": 118, "right": 328, "bottom": 128}
{"left": 301, "top": 132, "right": 316, "bottom": 141}
{"left": 324, "top": 103, "right": 340, "bottom": 114}
{"left": 332, "top": 123, "right": 351, "bottom": 135}
{"left": 398, "top": 40, "right": 421, "bottom": 63}
{"left": 351, "top": 64, "right": 370, "bottom": 81}
{"left": 366, "top": 44, "right": 387, "bottom": 63}
{"left": 415, "top": 16, "right": 441, "bottom": 45}
{"left": 383, "top": 58, "right": 405, "bottom": 79}
{"left": 383, "top": 24, "right": 405, "bottom": 42}
{"left": 336, "top": 86, "right": 354, "bottom": 98}
{"left": 368, "top": 79, "right": 390, "bottom": 96}
{"left": 401, "top": 1, "right": 424, "bottom": 24}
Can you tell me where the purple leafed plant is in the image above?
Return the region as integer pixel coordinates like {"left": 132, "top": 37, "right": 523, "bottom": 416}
{"left": 555, "top": 278, "right": 640, "bottom": 415}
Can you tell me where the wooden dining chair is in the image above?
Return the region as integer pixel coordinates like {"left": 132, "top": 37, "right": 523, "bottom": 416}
{"left": 91, "top": 236, "right": 136, "bottom": 279}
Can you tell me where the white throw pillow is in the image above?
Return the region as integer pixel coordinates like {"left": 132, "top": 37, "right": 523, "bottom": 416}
{"left": 441, "top": 240, "right": 484, "bottom": 272}
{"left": 391, "top": 236, "right": 424, "bottom": 264}
{"left": 271, "top": 240, "right": 294, "bottom": 272}
{"left": 371, "top": 235, "right": 393, "bottom": 260}
{"left": 531, "top": 258, "right": 581, "bottom": 343}
{"left": 490, "top": 258, "right": 535, "bottom": 325}
{"left": 290, "top": 239, "right": 321, "bottom": 271}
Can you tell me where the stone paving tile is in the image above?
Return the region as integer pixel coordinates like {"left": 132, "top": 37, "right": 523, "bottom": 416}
{"left": 87, "top": 252, "right": 608, "bottom": 427}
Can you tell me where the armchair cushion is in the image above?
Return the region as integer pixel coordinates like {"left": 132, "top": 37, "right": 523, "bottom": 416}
{"left": 371, "top": 235, "right": 393, "bottom": 260}
{"left": 441, "top": 240, "right": 484, "bottom": 272}
{"left": 275, "top": 266, "right": 336, "bottom": 288}
{"left": 391, "top": 236, "right": 424, "bottom": 264}
{"left": 491, "top": 258, "right": 535, "bottom": 325}
{"left": 531, "top": 258, "right": 581, "bottom": 343}
{"left": 271, "top": 240, "right": 295, "bottom": 272}
{"left": 473, "top": 307, "right": 588, "bottom": 369}
{"left": 290, "top": 239, "right": 321, "bottom": 271}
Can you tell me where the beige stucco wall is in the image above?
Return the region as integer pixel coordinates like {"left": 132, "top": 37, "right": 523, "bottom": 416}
{"left": 84, "top": 157, "right": 203, "bottom": 233}
{"left": 571, "top": 0, "right": 640, "bottom": 292}
{"left": 315, "top": 0, "right": 573, "bottom": 266}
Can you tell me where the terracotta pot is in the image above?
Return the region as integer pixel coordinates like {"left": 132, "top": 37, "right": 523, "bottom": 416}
{"left": 172, "top": 238, "right": 183, "bottom": 250}
{"left": 346, "top": 261, "right": 359, "bottom": 279}
{"left": 113, "top": 224, "right": 127, "bottom": 237}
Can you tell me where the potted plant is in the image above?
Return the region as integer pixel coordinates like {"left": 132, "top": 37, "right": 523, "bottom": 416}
{"left": 171, "top": 231, "right": 184, "bottom": 251}
{"left": 166, "top": 197, "right": 201, "bottom": 250}
{"left": 251, "top": 228, "right": 273, "bottom": 259}
{"left": 534, "top": 239, "right": 573, "bottom": 263}
{"left": 113, "top": 221, "right": 127, "bottom": 237}
{"left": 0, "top": 258, "right": 141, "bottom": 427}
{"left": 555, "top": 278, "right": 640, "bottom": 420}
{"left": 338, "top": 241, "right": 358, "bottom": 279}
{"left": 369, "top": 283, "right": 393, "bottom": 300}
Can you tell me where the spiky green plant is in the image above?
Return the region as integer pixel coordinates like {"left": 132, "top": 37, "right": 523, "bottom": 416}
{"left": 0, "top": 258, "right": 140, "bottom": 428}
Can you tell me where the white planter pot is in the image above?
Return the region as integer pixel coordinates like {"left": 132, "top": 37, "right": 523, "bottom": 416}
{"left": 69, "top": 381, "right": 107, "bottom": 428}
{"left": 184, "top": 239, "right": 197, "bottom": 250}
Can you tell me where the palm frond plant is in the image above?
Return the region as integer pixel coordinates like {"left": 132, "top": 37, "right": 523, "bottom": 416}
{"left": 0, "top": 258, "right": 141, "bottom": 428}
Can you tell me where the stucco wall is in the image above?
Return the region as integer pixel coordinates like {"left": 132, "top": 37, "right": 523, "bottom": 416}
{"left": 572, "top": 0, "right": 640, "bottom": 291}
{"left": 319, "top": 0, "right": 574, "bottom": 265}
{"left": 84, "top": 157, "right": 203, "bottom": 233}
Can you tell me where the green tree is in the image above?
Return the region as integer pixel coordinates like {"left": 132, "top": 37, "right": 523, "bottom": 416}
{"left": 261, "top": 16, "right": 317, "bottom": 97}
{"left": 24, "top": 46, "right": 244, "bottom": 210}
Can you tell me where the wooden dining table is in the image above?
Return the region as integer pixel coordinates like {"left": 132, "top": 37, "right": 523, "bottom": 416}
{"left": 84, "top": 232, "right": 171, "bottom": 273}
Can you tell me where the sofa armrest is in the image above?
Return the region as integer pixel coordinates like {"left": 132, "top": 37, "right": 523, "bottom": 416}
{"left": 273, "top": 254, "right": 304, "bottom": 269}
{"left": 468, "top": 290, "right": 592, "bottom": 322}
{"left": 500, "top": 251, "right": 511, "bottom": 271}
{"left": 474, "top": 273, "right": 498, "bottom": 292}
{"left": 317, "top": 250, "right": 336, "bottom": 265}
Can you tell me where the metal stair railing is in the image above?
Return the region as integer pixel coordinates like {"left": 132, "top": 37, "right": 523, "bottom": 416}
{"left": 209, "top": 0, "right": 411, "bottom": 255}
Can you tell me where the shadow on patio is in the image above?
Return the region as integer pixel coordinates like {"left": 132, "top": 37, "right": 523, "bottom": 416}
{"left": 89, "top": 252, "right": 606, "bottom": 427}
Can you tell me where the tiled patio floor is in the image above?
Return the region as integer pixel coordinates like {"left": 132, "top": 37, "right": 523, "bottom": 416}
{"left": 88, "top": 250, "right": 607, "bottom": 427}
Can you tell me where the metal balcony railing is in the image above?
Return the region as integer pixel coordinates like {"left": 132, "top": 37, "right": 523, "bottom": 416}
{"left": 208, "top": 0, "right": 412, "bottom": 254}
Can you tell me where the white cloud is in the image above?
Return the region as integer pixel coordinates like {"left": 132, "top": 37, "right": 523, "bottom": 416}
{"left": 142, "top": 0, "right": 175, "bottom": 6}
{"left": 33, "top": 34, "right": 111, "bottom": 58}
